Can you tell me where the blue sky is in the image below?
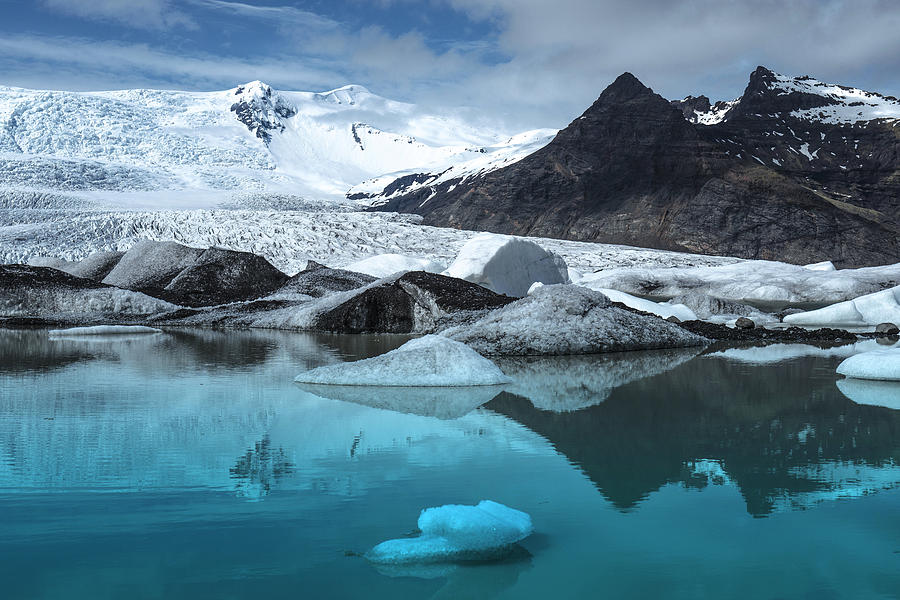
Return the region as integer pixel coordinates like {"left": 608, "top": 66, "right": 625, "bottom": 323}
{"left": 1, "top": 0, "right": 899, "bottom": 130}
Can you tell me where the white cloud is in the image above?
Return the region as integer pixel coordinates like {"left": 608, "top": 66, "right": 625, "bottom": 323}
{"left": 41, "top": 0, "right": 196, "bottom": 30}
{"left": 0, "top": 34, "right": 341, "bottom": 91}
{"left": 14, "top": 0, "right": 900, "bottom": 131}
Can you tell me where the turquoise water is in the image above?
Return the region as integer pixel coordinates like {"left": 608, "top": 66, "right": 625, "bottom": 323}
{"left": 0, "top": 329, "right": 898, "bottom": 599}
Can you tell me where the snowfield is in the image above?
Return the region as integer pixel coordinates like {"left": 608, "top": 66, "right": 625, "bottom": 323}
{"left": 0, "top": 81, "right": 544, "bottom": 208}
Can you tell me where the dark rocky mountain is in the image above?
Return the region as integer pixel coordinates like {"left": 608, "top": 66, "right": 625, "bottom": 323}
{"left": 370, "top": 67, "right": 900, "bottom": 267}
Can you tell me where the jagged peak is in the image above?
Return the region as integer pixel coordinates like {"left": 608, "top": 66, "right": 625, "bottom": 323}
{"left": 597, "top": 72, "right": 655, "bottom": 103}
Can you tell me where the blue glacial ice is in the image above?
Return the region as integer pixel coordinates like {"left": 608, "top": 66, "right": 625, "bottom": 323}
{"left": 366, "top": 500, "right": 533, "bottom": 565}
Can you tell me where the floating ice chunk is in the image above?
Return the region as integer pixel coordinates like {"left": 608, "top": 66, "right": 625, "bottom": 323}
{"left": 785, "top": 286, "right": 900, "bottom": 327}
{"left": 526, "top": 281, "right": 544, "bottom": 295}
{"left": 346, "top": 254, "right": 444, "bottom": 278}
{"left": 836, "top": 349, "right": 900, "bottom": 381}
{"left": 366, "top": 500, "right": 533, "bottom": 564}
{"left": 48, "top": 325, "right": 162, "bottom": 336}
{"left": 587, "top": 287, "right": 697, "bottom": 321}
{"left": 836, "top": 378, "right": 900, "bottom": 409}
{"left": 804, "top": 261, "right": 835, "bottom": 271}
{"left": 444, "top": 285, "right": 706, "bottom": 356}
{"left": 443, "top": 233, "right": 568, "bottom": 297}
{"left": 294, "top": 335, "right": 511, "bottom": 386}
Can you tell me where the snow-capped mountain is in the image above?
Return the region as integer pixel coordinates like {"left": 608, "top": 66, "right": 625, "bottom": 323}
{"left": 0, "top": 80, "right": 535, "bottom": 209}
{"left": 373, "top": 67, "right": 900, "bottom": 267}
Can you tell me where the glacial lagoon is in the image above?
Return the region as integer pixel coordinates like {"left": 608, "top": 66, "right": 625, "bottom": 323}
{"left": 1, "top": 329, "right": 898, "bottom": 599}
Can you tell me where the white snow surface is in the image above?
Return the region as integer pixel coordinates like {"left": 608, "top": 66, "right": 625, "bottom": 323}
{"left": 366, "top": 500, "right": 533, "bottom": 564}
{"left": 443, "top": 233, "right": 569, "bottom": 297}
{"left": 589, "top": 288, "right": 697, "bottom": 321}
{"left": 346, "top": 253, "right": 444, "bottom": 278}
{"left": 784, "top": 285, "right": 900, "bottom": 327}
{"left": 48, "top": 325, "right": 161, "bottom": 336}
{"left": 293, "top": 335, "right": 511, "bottom": 386}
{"left": 836, "top": 349, "right": 900, "bottom": 381}
{"left": 0, "top": 81, "right": 525, "bottom": 207}
{"left": 443, "top": 285, "right": 707, "bottom": 355}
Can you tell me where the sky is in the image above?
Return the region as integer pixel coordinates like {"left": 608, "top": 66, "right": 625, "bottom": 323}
{"left": 1, "top": 0, "right": 899, "bottom": 130}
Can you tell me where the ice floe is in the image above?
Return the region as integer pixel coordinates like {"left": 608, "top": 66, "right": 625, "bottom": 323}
{"left": 784, "top": 285, "right": 900, "bottom": 327}
{"left": 836, "top": 349, "right": 900, "bottom": 381}
{"left": 366, "top": 500, "right": 533, "bottom": 564}
{"left": 294, "top": 335, "right": 511, "bottom": 386}
{"left": 444, "top": 285, "right": 707, "bottom": 355}
{"left": 443, "top": 233, "right": 568, "bottom": 297}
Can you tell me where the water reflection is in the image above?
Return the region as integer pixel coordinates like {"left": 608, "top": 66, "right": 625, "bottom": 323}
{"left": 487, "top": 352, "right": 900, "bottom": 516}
{"left": 296, "top": 382, "right": 506, "bottom": 419}
{"left": 495, "top": 348, "right": 700, "bottom": 412}
{"left": 1, "top": 331, "right": 899, "bottom": 599}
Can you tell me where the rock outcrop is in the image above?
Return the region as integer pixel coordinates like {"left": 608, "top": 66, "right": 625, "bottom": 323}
{"left": 313, "top": 271, "right": 515, "bottom": 334}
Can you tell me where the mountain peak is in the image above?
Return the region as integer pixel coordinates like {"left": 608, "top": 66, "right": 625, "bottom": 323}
{"left": 597, "top": 72, "right": 654, "bottom": 104}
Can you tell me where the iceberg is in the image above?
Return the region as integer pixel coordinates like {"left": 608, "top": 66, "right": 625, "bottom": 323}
{"left": 784, "top": 285, "right": 900, "bottom": 328}
{"left": 443, "top": 233, "right": 568, "bottom": 297}
{"left": 443, "top": 285, "right": 707, "bottom": 356}
{"left": 836, "top": 349, "right": 900, "bottom": 381}
{"left": 294, "top": 335, "right": 511, "bottom": 386}
{"left": 346, "top": 254, "right": 444, "bottom": 278}
{"left": 366, "top": 500, "right": 533, "bottom": 564}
